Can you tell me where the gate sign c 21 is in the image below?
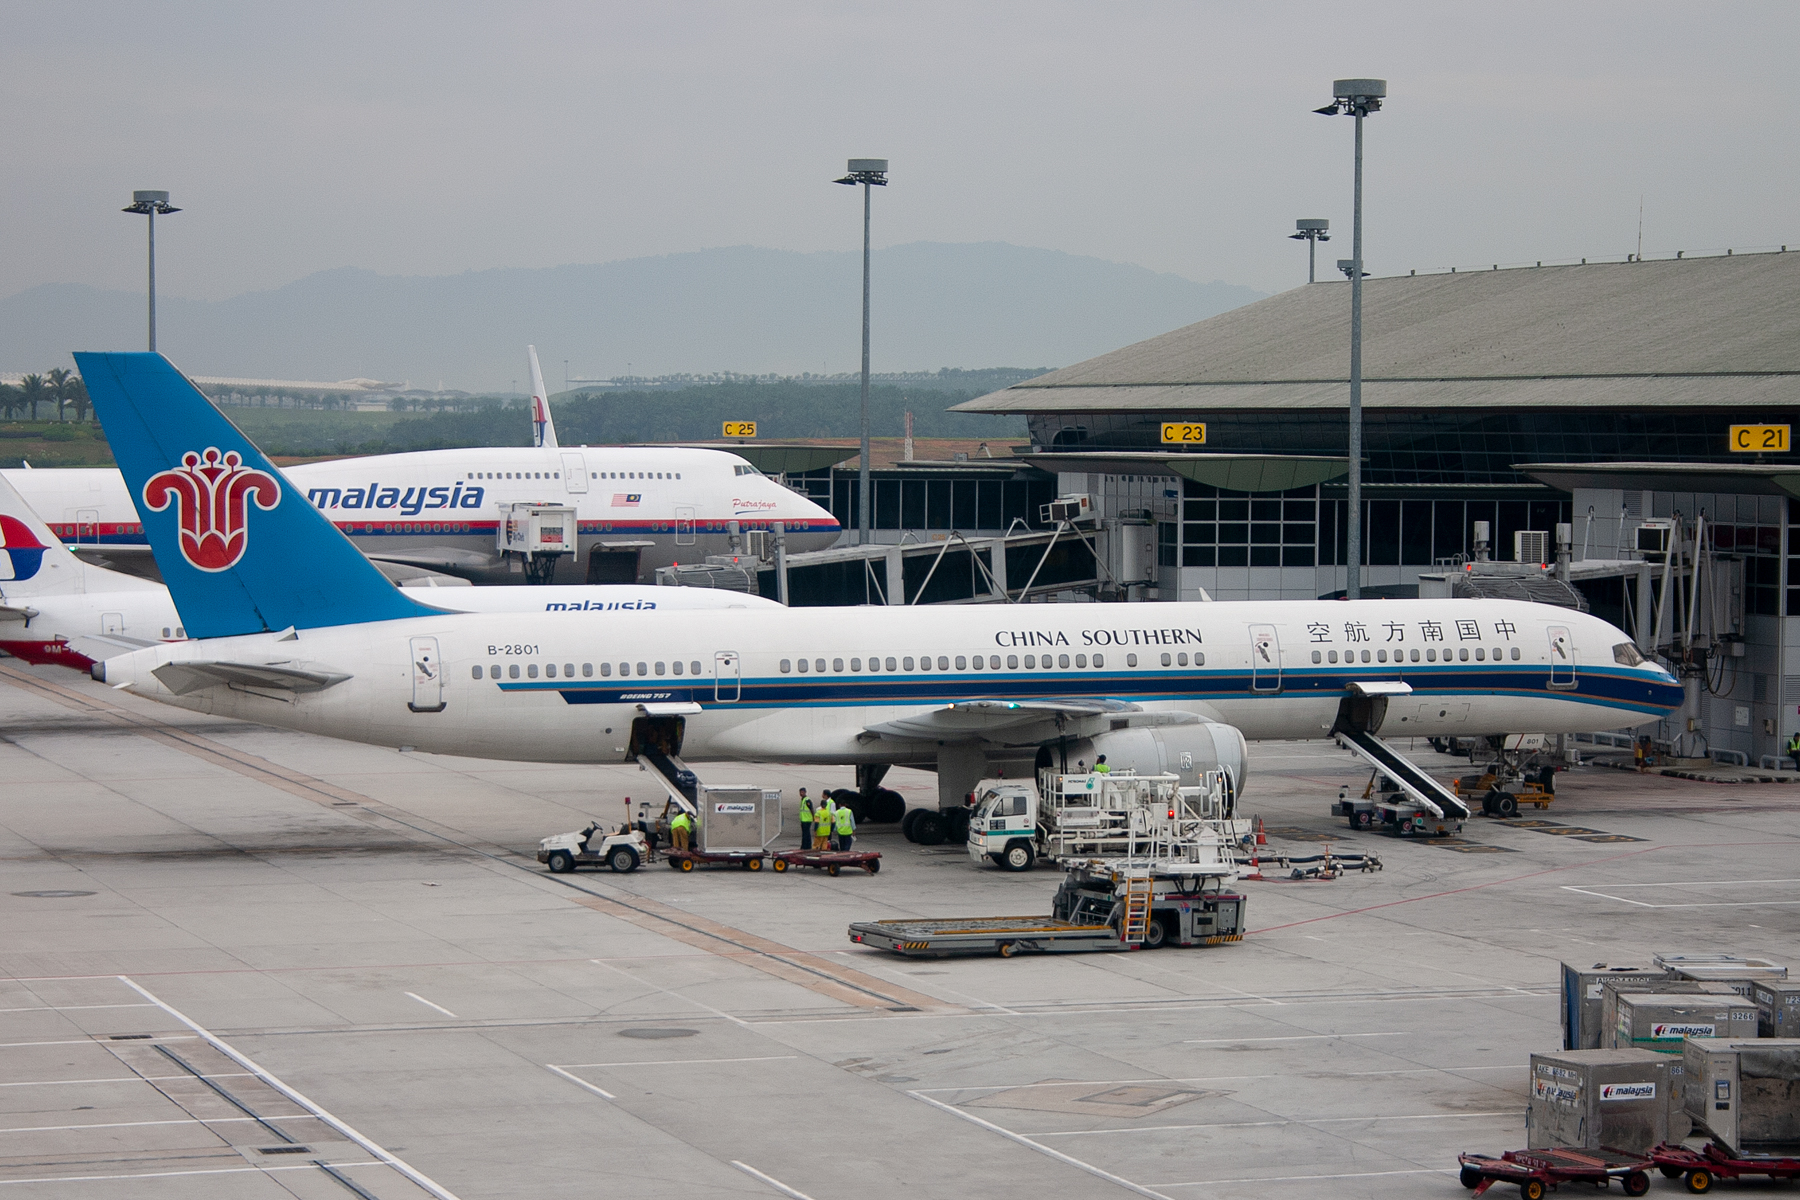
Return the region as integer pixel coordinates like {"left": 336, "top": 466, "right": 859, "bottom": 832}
{"left": 714, "top": 802, "right": 757, "bottom": 814}
{"left": 1651, "top": 1022, "right": 1714, "bottom": 1039}
{"left": 1599, "top": 1082, "right": 1657, "bottom": 1101}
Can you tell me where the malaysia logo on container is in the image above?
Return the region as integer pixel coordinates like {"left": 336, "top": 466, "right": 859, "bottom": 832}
{"left": 143, "top": 447, "right": 281, "bottom": 572}
{"left": 1599, "top": 1082, "right": 1657, "bottom": 1101}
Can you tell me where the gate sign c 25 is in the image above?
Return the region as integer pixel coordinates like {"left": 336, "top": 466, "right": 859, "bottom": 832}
{"left": 722, "top": 421, "right": 757, "bottom": 438}
{"left": 1730, "top": 424, "right": 1789, "bottom": 452}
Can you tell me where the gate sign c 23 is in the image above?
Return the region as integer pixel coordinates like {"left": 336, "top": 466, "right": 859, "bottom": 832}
{"left": 714, "top": 803, "right": 757, "bottom": 814}
{"left": 1651, "top": 1022, "right": 1714, "bottom": 1039}
{"left": 1599, "top": 1082, "right": 1657, "bottom": 1101}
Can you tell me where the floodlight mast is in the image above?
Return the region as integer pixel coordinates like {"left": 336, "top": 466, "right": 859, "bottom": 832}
{"left": 1314, "top": 79, "right": 1384, "bottom": 601}
{"left": 1290, "top": 219, "right": 1330, "bottom": 283}
{"left": 835, "top": 158, "right": 888, "bottom": 547}
{"left": 121, "top": 190, "right": 180, "bottom": 352}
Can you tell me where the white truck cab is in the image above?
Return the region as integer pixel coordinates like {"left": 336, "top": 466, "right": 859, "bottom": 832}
{"left": 967, "top": 770, "right": 1240, "bottom": 872}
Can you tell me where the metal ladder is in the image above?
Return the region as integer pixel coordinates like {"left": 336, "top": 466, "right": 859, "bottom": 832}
{"left": 1121, "top": 870, "right": 1153, "bottom": 944}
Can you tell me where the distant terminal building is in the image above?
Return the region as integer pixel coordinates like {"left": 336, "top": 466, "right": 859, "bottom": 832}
{"left": 956, "top": 250, "right": 1800, "bottom": 762}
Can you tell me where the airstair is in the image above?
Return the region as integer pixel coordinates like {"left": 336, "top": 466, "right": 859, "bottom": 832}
{"left": 637, "top": 749, "right": 699, "bottom": 815}
{"left": 1338, "top": 729, "right": 1470, "bottom": 820}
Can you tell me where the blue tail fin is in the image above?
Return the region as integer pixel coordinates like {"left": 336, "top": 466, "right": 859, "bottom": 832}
{"left": 75, "top": 352, "right": 443, "bottom": 638}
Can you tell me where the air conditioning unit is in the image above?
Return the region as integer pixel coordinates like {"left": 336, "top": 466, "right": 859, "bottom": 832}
{"left": 1040, "top": 494, "right": 1092, "bottom": 523}
{"left": 1514, "top": 529, "right": 1550, "bottom": 565}
{"left": 1635, "top": 521, "right": 1673, "bottom": 559}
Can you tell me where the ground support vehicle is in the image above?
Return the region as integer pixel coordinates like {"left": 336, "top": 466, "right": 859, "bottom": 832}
{"left": 1456, "top": 1148, "right": 1652, "bottom": 1197}
{"left": 1453, "top": 771, "right": 1556, "bottom": 817}
{"left": 770, "top": 849, "right": 881, "bottom": 876}
{"left": 664, "top": 848, "right": 766, "bottom": 872}
{"left": 538, "top": 824, "right": 650, "bottom": 874}
{"left": 965, "top": 770, "right": 1238, "bottom": 872}
{"left": 1332, "top": 772, "right": 1466, "bottom": 838}
{"left": 1650, "top": 1141, "right": 1800, "bottom": 1192}
{"left": 848, "top": 859, "right": 1244, "bottom": 957}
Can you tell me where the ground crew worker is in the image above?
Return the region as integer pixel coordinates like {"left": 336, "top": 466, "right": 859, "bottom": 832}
{"left": 1094, "top": 755, "right": 1111, "bottom": 774}
{"left": 797, "top": 788, "right": 813, "bottom": 849}
{"left": 814, "top": 795, "right": 835, "bottom": 851}
{"left": 1635, "top": 736, "right": 1650, "bottom": 773}
{"left": 833, "top": 800, "right": 855, "bottom": 852}
{"left": 670, "top": 808, "right": 692, "bottom": 852}
{"left": 1787, "top": 731, "right": 1800, "bottom": 772}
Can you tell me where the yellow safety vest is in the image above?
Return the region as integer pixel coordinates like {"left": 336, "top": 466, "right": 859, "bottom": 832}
{"left": 799, "top": 798, "right": 814, "bottom": 822}
{"left": 670, "top": 812, "right": 691, "bottom": 832}
{"left": 835, "top": 805, "right": 854, "bottom": 835}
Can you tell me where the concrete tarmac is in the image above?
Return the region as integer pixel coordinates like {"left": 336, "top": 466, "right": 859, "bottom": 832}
{"left": 2, "top": 658, "right": 1797, "bottom": 1199}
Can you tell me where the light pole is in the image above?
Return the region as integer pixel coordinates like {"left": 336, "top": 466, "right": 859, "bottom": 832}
{"left": 835, "top": 158, "right": 887, "bottom": 546}
{"left": 1290, "top": 219, "right": 1329, "bottom": 283}
{"left": 1314, "top": 79, "right": 1384, "bottom": 601}
{"left": 121, "top": 190, "right": 180, "bottom": 352}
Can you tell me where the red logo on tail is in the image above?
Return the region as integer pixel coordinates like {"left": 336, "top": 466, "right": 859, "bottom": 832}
{"left": 143, "top": 448, "right": 281, "bottom": 572}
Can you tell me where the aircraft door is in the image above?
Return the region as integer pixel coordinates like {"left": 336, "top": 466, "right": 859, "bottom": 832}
{"left": 1249, "top": 624, "right": 1281, "bottom": 692}
{"left": 675, "top": 506, "right": 696, "bottom": 546}
{"left": 1547, "top": 625, "right": 1576, "bottom": 688}
{"left": 408, "top": 636, "right": 446, "bottom": 713}
{"left": 714, "top": 650, "right": 740, "bottom": 702}
{"left": 561, "top": 453, "right": 588, "bottom": 494}
{"left": 76, "top": 508, "right": 99, "bottom": 544}
{"left": 101, "top": 612, "right": 124, "bottom": 635}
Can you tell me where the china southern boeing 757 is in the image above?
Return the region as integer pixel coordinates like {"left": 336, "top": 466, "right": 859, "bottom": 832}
{"left": 5, "top": 347, "right": 838, "bottom": 584}
{"left": 80, "top": 352, "right": 1683, "bottom": 826}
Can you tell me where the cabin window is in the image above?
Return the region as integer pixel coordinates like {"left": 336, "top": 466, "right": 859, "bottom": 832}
{"left": 1177, "top": 652, "right": 1188, "bottom": 667}
{"left": 816, "top": 659, "right": 827, "bottom": 673}
{"left": 1312, "top": 650, "right": 1322, "bottom": 664}
{"left": 1328, "top": 650, "right": 1337, "bottom": 663}
{"left": 489, "top": 665, "right": 501, "bottom": 679}
{"left": 903, "top": 657, "right": 915, "bottom": 670}
{"left": 1161, "top": 652, "right": 1172, "bottom": 666}
{"left": 834, "top": 658, "right": 844, "bottom": 672}
{"left": 1024, "top": 655, "right": 1036, "bottom": 668}
{"left": 795, "top": 658, "right": 809, "bottom": 673}
{"left": 163, "top": 627, "right": 171, "bottom": 637}
{"left": 691, "top": 661, "right": 701, "bottom": 675}
{"left": 780, "top": 659, "right": 792, "bottom": 673}
{"left": 1510, "top": 647, "right": 1521, "bottom": 660}
{"left": 885, "top": 657, "right": 897, "bottom": 671}
{"left": 651, "top": 661, "right": 663, "bottom": 675}
{"left": 470, "top": 666, "right": 482, "bottom": 680}
{"left": 546, "top": 664, "right": 557, "bottom": 678}
{"left": 1093, "top": 653, "right": 1105, "bottom": 668}
{"left": 509, "top": 665, "right": 520, "bottom": 679}
{"left": 527, "top": 664, "right": 539, "bottom": 679}
{"left": 1376, "top": 650, "right": 1386, "bottom": 663}
{"left": 850, "top": 658, "right": 861, "bottom": 671}
{"left": 1475, "top": 648, "right": 1486, "bottom": 661}
{"left": 1196, "top": 652, "right": 1205, "bottom": 665}
{"left": 1410, "top": 649, "right": 1420, "bottom": 662}
{"left": 672, "top": 661, "right": 683, "bottom": 675}
{"left": 1074, "top": 654, "right": 1086, "bottom": 668}
{"left": 636, "top": 661, "right": 648, "bottom": 675}
{"left": 1126, "top": 653, "right": 1137, "bottom": 667}
{"left": 1426, "top": 648, "right": 1436, "bottom": 662}
{"left": 1458, "top": 648, "right": 1470, "bottom": 662}
{"left": 955, "top": 656, "right": 966, "bottom": 670}
{"left": 937, "top": 656, "right": 949, "bottom": 670}
{"left": 1007, "top": 655, "right": 1019, "bottom": 669}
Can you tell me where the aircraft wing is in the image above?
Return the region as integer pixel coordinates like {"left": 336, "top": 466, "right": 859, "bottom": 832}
{"left": 152, "top": 661, "right": 352, "bottom": 696}
{"left": 862, "top": 698, "right": 1201, "bottom": 745}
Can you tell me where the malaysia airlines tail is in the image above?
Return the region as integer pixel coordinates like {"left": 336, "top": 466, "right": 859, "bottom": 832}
{"left": 528, "top": 345, "right": 559, "bottom": 449}
{"left": 74, "top": 352, "right": 446, "bottom": 639}
{"left": 0, "top": 471, "right": 160, "bottom": 601}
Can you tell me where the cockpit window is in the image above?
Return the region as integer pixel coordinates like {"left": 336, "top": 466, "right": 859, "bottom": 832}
{"left": 1613, "top": 642, "right": 1646, "bottom": 667}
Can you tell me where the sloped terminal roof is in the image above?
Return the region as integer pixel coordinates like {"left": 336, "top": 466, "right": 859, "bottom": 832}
{"left": 953, "top": 251, "right": 1800, "bottom": 415}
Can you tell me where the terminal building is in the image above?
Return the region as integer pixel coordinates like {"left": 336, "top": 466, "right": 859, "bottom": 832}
{"left": 953, "top": 250, "right": 1800, "bottom": 764}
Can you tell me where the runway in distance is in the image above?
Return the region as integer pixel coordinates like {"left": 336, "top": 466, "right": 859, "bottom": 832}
{"left": 3, "top": 346, "right": 840, "bottom": 584}
{"left": 0, "top": 468, "right": 779, "bottom": 673}
{"left": 82, "top": 352, "right": 1684, "bottom": 817}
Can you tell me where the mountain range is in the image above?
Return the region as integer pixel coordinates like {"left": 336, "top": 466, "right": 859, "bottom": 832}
{"left": 0, "top": 242, "right": 1264, "bottom": 392}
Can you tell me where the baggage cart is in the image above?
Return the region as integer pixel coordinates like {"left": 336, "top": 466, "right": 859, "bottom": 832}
{"left": 1649, "top": 1140, "right": 1800, "bottom": 1193}
{"left": 770, "top": 849, "right": 881, "bottom": 876}
{"left": 664, "top": 848, "right": 766, "bottom": 872}
{"left": 1456, "top": 1147, "right": 1652, "bottom": 1198}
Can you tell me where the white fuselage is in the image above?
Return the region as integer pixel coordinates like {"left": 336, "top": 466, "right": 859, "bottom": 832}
{"left": 3, "top": 445, "right": 839, "bottom": 583}
{"left": 98, "top": 598, "right": 1683, "bottom": 768}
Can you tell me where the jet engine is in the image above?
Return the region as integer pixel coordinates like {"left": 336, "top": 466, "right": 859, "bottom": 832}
{"left": 1035, "top": 719, "right": 1249, "bottom": 814}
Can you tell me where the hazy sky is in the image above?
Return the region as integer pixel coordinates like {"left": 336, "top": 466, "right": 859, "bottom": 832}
{"left": 5, "top": 2, "right": 1797, "bottom": 304}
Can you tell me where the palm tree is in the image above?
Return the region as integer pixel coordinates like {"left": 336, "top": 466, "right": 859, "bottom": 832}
{"left": 66, "top": 376, "right": 90, "bottom": 423}
{"left": 46, "top": 368, "right": 72, "bottom": 422}
{"left": 0, "top": 383, "right": 19, "bottom": 421}
{"left": 18, "top": 374, "right": 49, "bottom": 422}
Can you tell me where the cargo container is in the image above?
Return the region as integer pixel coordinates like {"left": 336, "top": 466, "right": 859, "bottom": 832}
{"left": 1527, "top": 1049, "right": 1670, "bottom": 1154}
{"left": 1561, "top": 963, "right": 1667, "bottom": 1051}
{"left": 1659, "top": 953, "right": 1788, "bottom": 997}
{"left": 1601, "top": 980, "right": 1736, "bottom": 1052}
{"left": 1612, "top": 993, "right": 1758, "bottom": 1053}
{"left": 1684, "top": 1038, "right": 1800, "bottom": 1156}
{"left": 1754, "top": 981, "right": 1800, "bottom": 1039}
{"left": 695, "top": 785, "right": 783, "bottom": 854}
